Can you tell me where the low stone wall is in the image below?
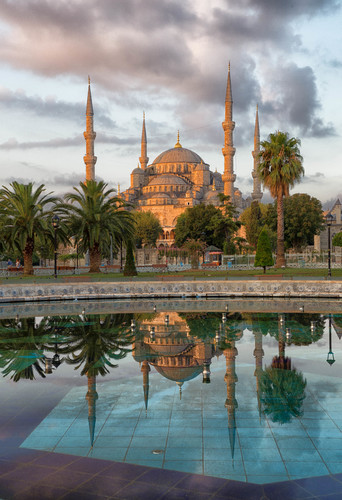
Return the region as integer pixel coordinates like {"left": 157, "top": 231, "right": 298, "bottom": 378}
{"left": 0, "top": 279, "right": 342, "bottom": 303}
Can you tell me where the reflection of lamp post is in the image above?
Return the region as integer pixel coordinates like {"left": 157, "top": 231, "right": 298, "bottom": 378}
{"left": 327, "top": 314, "right": 335, "bottom": 365}
{"left": 52, "top": 214, "right": 60, "bottom": 279}
{"left": 326, "top": 213, "right": 333, "bottom": 278}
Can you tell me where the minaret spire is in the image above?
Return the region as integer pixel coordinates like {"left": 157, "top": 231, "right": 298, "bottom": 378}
{"left": 251, "top": 104, "right": 262, "bottom": 201}
{"left": 83, "top": 77, "right": 97, "bottom": 182}
{"left": 139, "top": 112, "right": 149, "bottom": 170}
{"left": 222, "top": 62, "right": 236, "bottom": 201}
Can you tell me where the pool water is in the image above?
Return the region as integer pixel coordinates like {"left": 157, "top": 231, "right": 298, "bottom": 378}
{"left": 1, "top": 301, "right": 342, "bottom": 485}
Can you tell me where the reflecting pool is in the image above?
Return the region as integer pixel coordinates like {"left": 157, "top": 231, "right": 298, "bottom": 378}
{"left": 1, "top": 300, "right": 342, "bottom": 485}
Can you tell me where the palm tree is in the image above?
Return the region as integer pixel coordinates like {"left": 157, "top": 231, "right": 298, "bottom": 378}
{"left": 60, "top": 181, "right": 135, "bottom": 273}
{"left": 258, "top": 131, "right": 304, "bottom": 267}
{"left": 0, "top": 182, "right": 60, "bottom": 275}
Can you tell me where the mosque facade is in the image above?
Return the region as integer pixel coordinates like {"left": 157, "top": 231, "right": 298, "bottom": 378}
{"left": 84, "top": 66, "right": 263, "bottom": 246}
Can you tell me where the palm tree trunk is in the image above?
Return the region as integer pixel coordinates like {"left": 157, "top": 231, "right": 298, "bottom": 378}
{"left": 276, "top": 192, "right": 286, "bottom": 267}
{"left": 89, "top": 243, "right": 101, "bottom": 273}
{"left": 23, "top": 236, "right": 34, "bottom": 275}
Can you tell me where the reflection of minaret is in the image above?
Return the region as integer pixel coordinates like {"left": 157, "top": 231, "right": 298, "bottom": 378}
{"left": 83, "top": 77, "right": 97, "bottom": 182}
{"left": 253, "top": 329, "right": 264, "bottom": 416}
{"left": 141, "top": 360, "right": 150, "bottom": 411}
{"left": 224, "top": 340, "right": 238, "bottom": 460}
{"left": 222, "top": 62, "right": 236, "bottom": 201}
{"left": 86, "top": 374, "right": 98, "bottom": 447}
{"left": 251, "top": 105, "right": 262, "bottom": 202}
{"left": 139, "top": 112, "right": 149, "bottom": 170}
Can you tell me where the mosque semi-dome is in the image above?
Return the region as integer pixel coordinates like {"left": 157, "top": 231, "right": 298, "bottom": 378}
{"left": 148, "top": 175, "right": 188, "bottom": 186}
{"left": 152, "top": 147, "right": 203, "bottom": 165}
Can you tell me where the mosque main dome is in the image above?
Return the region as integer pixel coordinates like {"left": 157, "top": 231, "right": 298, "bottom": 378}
{"left": 151, "top": 147, "right": 203, "bottom": 165}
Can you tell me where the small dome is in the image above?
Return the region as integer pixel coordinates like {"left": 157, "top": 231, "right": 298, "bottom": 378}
{"left": 194, "top": 161, "right": 208, "bottom": 172}
{"left": 148, "top": 175, "right": 188, "bottom": 186}
{"left": 152, "top": 147, "right": 203, "bottom": 165}
{"left": 132, "top": 167, "right": 144, "bottom": 175}
{"left": 152, "top": 192, "right": 171, "bottom": 199}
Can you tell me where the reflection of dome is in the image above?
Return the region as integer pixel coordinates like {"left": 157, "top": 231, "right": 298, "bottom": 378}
{"left": 149, "top": 175, "right": 188, "bottom": 186}
{"left": 152, "top": 147, "right": 203, "bottom": 165}
{"left": 153, "top": 365, "right": 203, "bottom": 382}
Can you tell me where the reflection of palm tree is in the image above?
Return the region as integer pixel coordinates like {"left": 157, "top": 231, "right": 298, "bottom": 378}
{"left": 56, "top": 314, "right": 133, "bottom": 376}
{"left": 0, "top": 317, "right": 48, "bottom": 381}
{"left": 259, "top": 317, "right": 307, "bottom": 424}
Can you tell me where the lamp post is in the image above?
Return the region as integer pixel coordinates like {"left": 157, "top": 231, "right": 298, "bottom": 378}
{"left": 326, "top": 314, "right": 335, "bottom": 366}
{"left": 52, "top": 214, "right": 60, "bottom": 279}
{"left": 326, "top": 213, "right": 333, "bottom": 278}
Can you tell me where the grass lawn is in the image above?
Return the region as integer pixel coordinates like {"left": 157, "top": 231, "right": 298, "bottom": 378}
{"left": 0, "top": 266, "right": 341, "bottom": 284}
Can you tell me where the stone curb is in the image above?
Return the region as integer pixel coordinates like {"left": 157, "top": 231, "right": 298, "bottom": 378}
{"left": 0, "top": 280, "right": 342, "bottom": 303}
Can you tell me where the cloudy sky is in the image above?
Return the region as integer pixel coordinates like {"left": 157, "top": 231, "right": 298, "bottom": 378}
{"left": 0, "top": 0, "right": 341, "bottom": 205}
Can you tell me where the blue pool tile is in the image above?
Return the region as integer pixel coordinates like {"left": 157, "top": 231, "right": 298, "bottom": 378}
{"left": 204, "top": 448, "right": 240, "bottom": 461}
{"left": 312, "top": 437, "right": 342, "bottom": 450}
{"left": 237, "top": 427, "right": 273, "bottom": 437}
{"left": 21, "top": 436, "right": 61, "bottom": 450}
{"left": 244, "top": 460, "right": 287, "bottom": 476}
{"left": 134, "top": 427, "right": 169, "bottom": 437}
{"left": 125, "top": 447, "right": 164, "bottom": 461}
{"left": 163, "top": 460, "right": 203, "bottom": 475}
{"left": 169, "top": 427, "right": 202, "bottom": 438}
{"left": 241, "top": 447, "right": 282, "bottom": 461}
{"left": 53, "top": 447, "right": 89, "bottom": 457}
{"left": 318, "top": 448, "right": 342, "bottom": 462}
{"left": 204, "top": 459, "right": 245, "bottom": 476}
{"left": 239, "top": 437, "right": 276, "bottom": 449}
{"left": 167, "top": 437, "right": 202, "bottom": 448}
{"left": 165, "top": 446, "right": 202, "bottom": 461}
{"left": 280, "top": 448, "right": 323, "bottom": 462}
{"left": 203, "top": 437, "right": 230, "bottom": 449}
{"left": 93, "top": 435, "right": 132, "bottom": 448}
{"left": 130, "top": 436, "right": 167, "bottom": 448}
{"left": 276, "top": 437, "right": 316, "bottom": 450}
{"left": 287, "top": 461, "right": 330, "bottom": 478}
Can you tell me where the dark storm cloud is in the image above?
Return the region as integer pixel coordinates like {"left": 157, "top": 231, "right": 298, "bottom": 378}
{"left": 0, "top": 0, "right": 337, "bottom": 147}
{"left": 262, "top": 63, "right": 336, "bottom": 138}
{"left": 0, "top": 89, "right": 115, "bottom": 128}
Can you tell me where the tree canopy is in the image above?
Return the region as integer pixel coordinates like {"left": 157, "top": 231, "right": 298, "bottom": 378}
{"left": 265, "top": 193, "right": 324, "bottom": 251}
{"left": 258, "top": 131, "right": 304, "bottom": 267}
{"left": 240, "top": 201, "right": 268, "bottom": 250}
{"left": 254, "top": 227, "right": 274, "bottom": 273}
{"left": 60, "top": 181, "right": 135, "bottom": 273}
{"left": 133, "top": 210, "right": 162, "bottom": 248}
{"left": 0, "top": 182, "right": 60, "bottom": 275}
{"left": 332, "top": 232, "right": 342, "bottom": 247}
{"left": 175, "top": 199, "right": 241, "bottom": 252}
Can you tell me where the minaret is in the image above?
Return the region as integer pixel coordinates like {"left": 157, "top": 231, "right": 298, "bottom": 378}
{"left": 139, "top": 112, "right": 149, "bottom": 170}
{"left": 141, "top": 360, "right": 150, "bottom": 412}
{"left": 251, "top": 105, "right": 262, "bottom": 201}
{"left": 222, "top": 63, "right": 236, "bottom": 202}
{"left": 224, "top": 341, "right": 238, "bottom": 460}
{"left": 86, "top": 374, "right": 98, "bottom": 447}
{"left": 83, "top": 77, "right": 97, "bottom": 182}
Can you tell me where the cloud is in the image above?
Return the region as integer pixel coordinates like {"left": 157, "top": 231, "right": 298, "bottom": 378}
{"left": 0, "top": 88, "right": 115, "bottom": 128}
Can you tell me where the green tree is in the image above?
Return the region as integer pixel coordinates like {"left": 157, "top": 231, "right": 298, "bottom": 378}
{"left": 175, "top": 199, "right": 241, "bottom": 252}
{"left": 258, "top": 131, "right": 304, "bottom": 267}
{"left": 0, "top": 182, "right": 60, "bottom": 275}
{"left": 133, "top": 210, "right": 162, "bottom": 248}
{"left": 240, "top": 202, "right": 268, "bottom": 250}
{"left": 60, "top": 181, "right": 135, "bottom": 273}
{"left": 124, "top": 239, "right": 137, "bottom": 276}
{"left": 182, "top": 238, "right": 205, "bottom": 269}
{"left": 254, "top": 227, "right": 274, "bottom": 273}
{"left": 265, "top": 194, "right": 324, "bottom": 251}
{"left": 175, "top": 204, "right": 224, "bottom": 248}
{"left": 332, "top": 232, "right": 342, "bottom": 247}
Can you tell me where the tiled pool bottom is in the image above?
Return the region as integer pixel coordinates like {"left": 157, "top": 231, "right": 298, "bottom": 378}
{"left": 21, "top": 366, "right": 342, "bottom": 485}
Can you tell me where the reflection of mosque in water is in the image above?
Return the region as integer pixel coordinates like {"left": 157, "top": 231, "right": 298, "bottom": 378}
{"left": 132, "top": 311, "right": 246, "bottom": 458}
